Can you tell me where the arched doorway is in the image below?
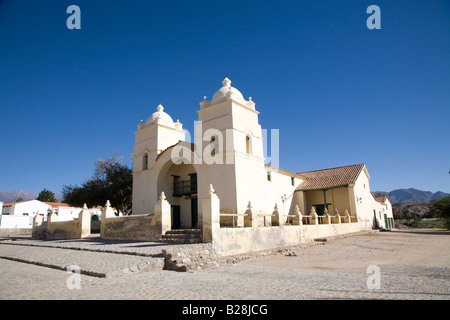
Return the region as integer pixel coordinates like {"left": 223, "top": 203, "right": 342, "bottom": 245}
{"left": 157, "top": 161, "right": 198, "bottom": 229}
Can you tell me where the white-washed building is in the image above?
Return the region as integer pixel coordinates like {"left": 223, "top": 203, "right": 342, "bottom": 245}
{"left": 132, "top": 78, "right": 394, "bottom": 231}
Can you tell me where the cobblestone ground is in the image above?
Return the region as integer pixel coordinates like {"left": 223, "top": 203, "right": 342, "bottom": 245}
{"left": 0, "top": 230, "right": 449, "bottom": 300}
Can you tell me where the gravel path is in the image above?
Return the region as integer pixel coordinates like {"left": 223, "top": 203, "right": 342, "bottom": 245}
{"left": 0, "top": 230, "right": 449, "bottom": 300}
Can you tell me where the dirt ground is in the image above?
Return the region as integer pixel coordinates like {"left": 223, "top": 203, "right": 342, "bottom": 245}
{"left": 243, "top": 229, "right": 450, "bottom": 273}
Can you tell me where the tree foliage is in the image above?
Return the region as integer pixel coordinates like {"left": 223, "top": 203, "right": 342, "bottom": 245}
{"left": 36, "top": 188, "right": 57, "bottom": 202}
{"left": 374, "top": 192, "right": 388, "bottom": 197}
{"left": 433, "top": 195, "right": 450, "bottom": 229}
{"left": 62, "top": 154, "right": 133, "bottom": 215}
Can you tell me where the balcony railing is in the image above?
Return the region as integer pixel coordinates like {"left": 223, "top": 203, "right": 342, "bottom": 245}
{"left": 173, "top": 179, "right": 197, "bottom": 197}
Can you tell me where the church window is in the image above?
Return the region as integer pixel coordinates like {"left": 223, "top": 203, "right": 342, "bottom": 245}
{"left": 245, "top": 135, "right": 252, "bottom": 154}
{"left": 142, "top": 153, "right": 148, "bottom": 170}
{"left": 267, "top": 171, "right": 271, "bottom": 181}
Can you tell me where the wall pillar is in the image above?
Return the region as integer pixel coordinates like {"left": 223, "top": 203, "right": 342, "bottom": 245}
{"left": 335, "top": 209, "right": 341, "bottom": 224}
{"left": 101, "top": 200, "right": 115, "bottom": 238}
{"left": 48, "top": 208, "right": 58, "bottom": 224}
{"left": 102, "top": 200, "right": 115, "bottom": 220}
{"left": 33, "top": 210, "right": 44, "bottom": 228}
{"left": 310, "top": 207, "right": 318, "bottom": 225}
{"left": 244, "top": 201, "right": 256, "bottom": 227}
{"left": 348, "top": 186, "right": 357, "bottom": 217}
{"left": 80, "top": 203, "right": 91, "bottom": 238}
{"left": 202, "top": 184, "right": 220, "bottom": 243}
{"left": 155, "top": 192, "right": 171, "bottom": 236}
{"left": 295, "top": 191, "right": 307, "bottom": 217}
{"left": 292, "top": 205, "right": 302, "bottom": 225}
{"left": 272, "top": 203, "right": 282, "bottom": 226}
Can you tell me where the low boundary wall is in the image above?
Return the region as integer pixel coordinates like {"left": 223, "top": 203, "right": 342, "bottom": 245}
{"left": 212, "top": 222, "right": 363, "bottom": 255}
{"left": 202, "top": 184, "right": 367, "bottom": 256}
{"left": 100, "top": 215, "right": 160, "bottom": 241}
{"left": 100, "top": 194, "right": 171, "bottom": 241}
{"left": 34, "top": 205, "right": 91, "bottom": 240}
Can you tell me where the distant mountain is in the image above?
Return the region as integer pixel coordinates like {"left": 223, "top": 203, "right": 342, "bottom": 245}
{"left": 375, "top": 188, "right": 450, "bottom": 204}
{"left": 0, "top": 190, "right": 63, "bottom": 203}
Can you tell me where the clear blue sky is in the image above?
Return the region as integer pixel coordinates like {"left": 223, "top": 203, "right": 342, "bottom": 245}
{"left": 0, "top": 0, "right": 449, "bottom": 195}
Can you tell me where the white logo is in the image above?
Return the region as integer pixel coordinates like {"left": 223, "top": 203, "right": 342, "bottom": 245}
{"left": 67, "top": 5, "right": 81, "bottom": 30}
{"left": 366, "top": 265, "right": 381, "bottom": 290}
{"left": 366, "top": 5, "right": 381, "bottom": 30}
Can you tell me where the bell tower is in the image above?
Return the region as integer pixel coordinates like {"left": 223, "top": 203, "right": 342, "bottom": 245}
{"left": 132, "top": 104, "right": 185, "bottom": 215}
{"left": 134, "top": 104, "right": 185, "bottom": 171}
{"left": 196, "top": 78, "right": 267, "bottom": 214}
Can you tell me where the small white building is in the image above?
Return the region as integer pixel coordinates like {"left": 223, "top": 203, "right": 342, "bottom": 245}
{"left": 1, "top": 200, "right": 52, "bottom": 229}
{"left": 1, "top": 200, "right": 53, "bottom": 217}
{"left": 0, "top": 200, "right": 107, "bottom": 229}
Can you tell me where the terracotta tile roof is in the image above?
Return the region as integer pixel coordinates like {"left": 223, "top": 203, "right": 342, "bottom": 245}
{"left": 374, "top": 195, "right": 391, "bottom": 204}
{"left": 2, "top": 202, "right": 21, "bottom": 207}
{"left": 2, "top": 201, "right": 69, "bottom": 207}
{"left": 44, "top": 202, "right": 70, "bottom": 208}
{"left": 296, "top": 164, "right": 365, "bottom": 191}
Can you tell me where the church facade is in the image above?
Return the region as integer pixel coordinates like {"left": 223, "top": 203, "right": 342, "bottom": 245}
{"left": 132, "top": 78, "right": 394, "bottom": 233}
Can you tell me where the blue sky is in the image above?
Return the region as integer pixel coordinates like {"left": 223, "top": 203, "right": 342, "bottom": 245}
{"left": 0, "top": 0, "right": 449, "bottom": 196}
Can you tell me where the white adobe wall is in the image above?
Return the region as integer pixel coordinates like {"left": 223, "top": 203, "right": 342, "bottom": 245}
{"left": 263, "top": 167, "right": 300, "bottom": 217}
{"left": 353, "top": 168, "right": 393, "bottom": 229}
{"left": 0, "top": 215, "right": 33, "bottom": 228}
{"left": 385, "top": 199, "right": 394, "bottom": 218}
{"left": 57, "top": 207, "right": 83, "bottom": 221}
{"left": 133, "top": 169, "right": 158, "bottom": 215}
{"left": 11, "top": 200, "right": 52, "bottom": 217}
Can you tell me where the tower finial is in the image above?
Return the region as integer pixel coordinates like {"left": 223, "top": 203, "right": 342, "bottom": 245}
{"left": 222, "top": 77, "right": 231, "bottom": 87}
{"left": 157, "top": 104, "right": 164, "bottom": 112}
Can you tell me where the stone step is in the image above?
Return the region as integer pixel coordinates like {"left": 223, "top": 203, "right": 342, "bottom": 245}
{"left": 163, "top": 233, "right": 201, "bottom": 239}
{"left": 164, "top": 229, "right": 202, "bottom": 235}
{"left": 161, "top": 229, "right": 203, "bottom": 244}
{"left": 162, "top": 238, "right": 203, "bottom": 244}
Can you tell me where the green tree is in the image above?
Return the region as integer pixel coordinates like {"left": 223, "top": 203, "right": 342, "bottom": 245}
{"left": 374, "top": 192, "right": 388, "bottom": 197}
{"left": 62, "top": 153, "right": 132, "bottom": 215}
{"left": 36, "top": 188, "right": 57, "bottom": 202}
{"left": 433, "top": 196, "right": 450, "bottom": 229}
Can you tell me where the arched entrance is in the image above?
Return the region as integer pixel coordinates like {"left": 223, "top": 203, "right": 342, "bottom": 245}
{"left": 157, "top": 161, "right": 198, "bottom": 229}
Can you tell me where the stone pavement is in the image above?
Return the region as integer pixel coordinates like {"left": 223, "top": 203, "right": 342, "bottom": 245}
{"left": 0, "top": 236, "right": 205, "bottom": 277}
{"left": 0, "top": 230, "right": 449, "bottom": 300}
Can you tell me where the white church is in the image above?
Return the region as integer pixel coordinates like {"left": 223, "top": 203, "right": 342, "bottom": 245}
{"left": 131, "top": 78, "right": 394, "bottom": 233}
